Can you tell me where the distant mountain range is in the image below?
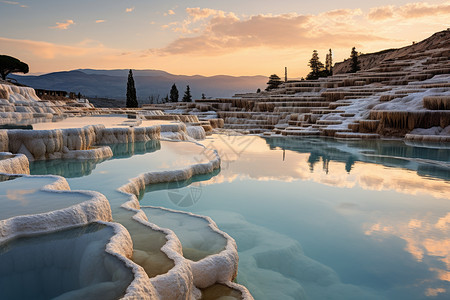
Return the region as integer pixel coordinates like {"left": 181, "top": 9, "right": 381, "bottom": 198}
{"left": 11, "top": 69, "right": 267, "bottom": 101}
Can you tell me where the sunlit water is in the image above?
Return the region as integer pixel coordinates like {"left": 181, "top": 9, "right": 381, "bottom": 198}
{"left": 23, "top": 135, "right": 450, "bottom": 300}
{"left": 0, "top": 176, "right": 92, "bottom": 220}
{"left": 139, "top": 135, "right": 450, "bottom": 300}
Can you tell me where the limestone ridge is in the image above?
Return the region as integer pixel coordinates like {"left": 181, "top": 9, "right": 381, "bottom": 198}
{"left": 333, "top": 29, "right": 450, "bottom": 74}
{"left": 155, "top": 29, "right": 449, "bottom": 141}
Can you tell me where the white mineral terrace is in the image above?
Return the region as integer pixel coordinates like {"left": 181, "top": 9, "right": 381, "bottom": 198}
{"left": 139, "top": 43, "right": 450, "bottom": 143}
{"left": 0, "top": 83, "right": 252, "bottom": 299}
{"left": 0, "top": 36, "right": 449, "bottom": 298}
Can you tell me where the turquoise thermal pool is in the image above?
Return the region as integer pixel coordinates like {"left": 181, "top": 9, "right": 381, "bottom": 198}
{"left": 0, "top": 223, "right": 133, "bottom": 300}
{"left": 139, "top": 135, "right": 450, "bottom": 300}
{"left": 0, "top": 176, "right": 92, "bottom": 220}
{"left": 19, "top": 134, "right": 450, "bottom": 300}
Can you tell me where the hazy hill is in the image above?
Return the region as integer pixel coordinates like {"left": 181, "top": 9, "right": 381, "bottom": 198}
{"left": 11, "top": 69, "right": 267, "bottom": 102}
{"left": 333, "top": 29, "right": 450, "bottom": 74}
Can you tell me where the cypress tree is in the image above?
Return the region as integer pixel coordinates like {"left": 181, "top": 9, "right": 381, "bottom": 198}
{"left": 182, "top": 85, "right": 192, "bottom": 102}
{"left": 170, "top": 84, "right": 179, "bottom": 102}
{"left": 325, "top": 49, "right": 333, "bottom": 76}
{"left": 350, "top": 47, "right": 361, "bottom": 73}
{"left": 126, "top": 69, "right": 138, "bottom": 108}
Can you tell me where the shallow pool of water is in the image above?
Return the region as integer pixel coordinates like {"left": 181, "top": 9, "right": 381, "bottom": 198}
{"left": 28, "top": 139, "right": 214, "bottom": 278}
{"left": 0, "top": 176, "right": 92, "bottom": 220}
{"left": 0, "top": 223, "right": 133, "bottom": 300}
{"left": 22, "top": 135, "right": 450, "bottom": 299}
{"left": 139, "top": 135, "right": 450, "bottom": 300}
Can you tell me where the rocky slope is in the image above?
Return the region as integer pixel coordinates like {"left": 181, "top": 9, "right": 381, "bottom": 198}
{"left": 333, "top": 29, "right": 450, "bottom": 74}
{"left": 144, "top": 29, "right": 450, "bottom": 142}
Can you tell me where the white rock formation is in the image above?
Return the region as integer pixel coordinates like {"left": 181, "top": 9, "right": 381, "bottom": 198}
{"left": 0, "top": 175, "right": 112, "bottom": 243}
{"left": 118, "top": 148, "right": 253, "bottom": 299}
{"left": 0, "top": 152, "right": 29, "bottom": 174}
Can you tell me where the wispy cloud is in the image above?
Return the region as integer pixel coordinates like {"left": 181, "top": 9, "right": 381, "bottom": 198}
{"left": 369, "top": 1, "right": 450, "bottom": 21}
{"left": 95, "top": 19, "right": 106, "bottom": 23}
{"left": 154, "top": 1, "right": 450, "bottom": 57}
{"left": 0, "top": 36, "right": 95, "bottom": 59}
{"left": 50, "top": 19, "right": 75, "bottom": 30}
{"left": 125, "top": 6, "right": 135, "bottom": 13}
{"left": 164, "top": 9, "right": 175, "bottom": 16}
{"left": 0, "top": 1, "right": 27, "bottom": 8}
{"left": 155, "top": 8, "right": 383, "bottom": 56}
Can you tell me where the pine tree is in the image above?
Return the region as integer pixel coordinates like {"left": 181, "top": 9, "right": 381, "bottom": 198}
{"left": 182, "top": 85, "right": 192, "bottom": 102}
{"left": 265, "top": 74, "right": 282, "bottom": 91}
{"left": 163, "top": 94, "right": 169, "bottom": 103}
{"left": 126, "top": 69, "right": 138, "bottom": 108}
{"left": 325, "top": 49, "right": 333, "bottom": 76}
{"left": 256, "top": 88, "right": 261, "bottom": 93}
{"left": 306, "top": 50, "right": 325, "bottom": 80}
{"left": 169, "top": 84, "right": 179, "bottom": 102}
{"left": 350, "top": 47, "right": 361, "bottom": 73}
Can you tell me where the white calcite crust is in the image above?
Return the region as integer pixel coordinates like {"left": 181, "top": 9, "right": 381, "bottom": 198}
{"left": 2, "top": 123, "right": 205, "bottom": 161}
{"left": 98, "top": 221, "right": 159, "bottom": 300}
{"left": 0, "top": 175, "right": 112, "bottom": 243}
{"left": 0, "top": 83, "right": 62, "bottom": 116}
{"left": 0, "top": 152, "right": 29, "bottom": 174}
{"left": 117, "top": 148, "right": 253, "bottom": 299}
{"left": 144, "top": 207, "right": 239, "bottom": 288}
{"left": 98, "top": 126, "right": 160, "bottom": 144}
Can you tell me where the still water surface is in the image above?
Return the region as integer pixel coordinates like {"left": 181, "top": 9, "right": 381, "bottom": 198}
{"left": 28, "top": 135, "right": 450, "bottom": 300}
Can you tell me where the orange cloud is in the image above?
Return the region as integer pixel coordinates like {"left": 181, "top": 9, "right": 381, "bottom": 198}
{"left": 125, "top": 6, "right": 134, "bottom": 13}
{"left": 0, "top": 36, "right": 103, "bottom": 59}
{"left": 369, "top": 2, "right": 450, "bottom": 21}
{"left": 186, "top": 7, "right": 227, "bottom": 22}
{"left": 155, "top": 11, "right": 384, "bottom": 56}
{"left": 50, "top": 19, "right": 74, "bottom": 30}
{"left": 95, "top": 19, "right": 106, "bottom": 23}
{"left": 164, "top": 9, "right": 175, "bottom": 16}
{"left": 0, "top": 0, "right": 27, "bottom": 8}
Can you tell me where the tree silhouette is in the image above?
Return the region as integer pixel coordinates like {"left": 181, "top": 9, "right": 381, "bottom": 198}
{"left": 325, "top": 49, "right": 333, "bottom": 76}
{"left": 350, "top": 47, "right": 361, "bottom": 73}
{"left": 306, "top": 50, "right": 325, "bottom": 80}
{"left": 126, "top": 69, "right": 138, "bottom": 108}
{"left": 182, "top": 85, "right": 192, "bottom": 102}
{"left": 0, "top": 55, "right": 29, "bottom": 80}
{"left": 265, "top": 74, "right": 282, "bottom": 91}
{"left": 256, "top": 88, "right": 261, "bottom": 93}
{"left": 170, "top": 84, "right": 179, "bottom": 102}
{"left": 202, "top": 93, "right": 206, "bottom": 99}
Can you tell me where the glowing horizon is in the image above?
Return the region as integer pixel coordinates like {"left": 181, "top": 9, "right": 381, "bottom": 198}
{"left": 0, "top": 0, "right": 449, "bottom": 77}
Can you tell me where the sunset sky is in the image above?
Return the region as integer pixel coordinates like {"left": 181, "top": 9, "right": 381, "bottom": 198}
{"left": 0, "top": 0, "right": 449, "bottom": 77}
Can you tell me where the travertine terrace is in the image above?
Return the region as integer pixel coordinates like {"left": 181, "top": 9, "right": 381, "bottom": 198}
{"left": 145, "top": 30, "right": 450, "bottom": 143}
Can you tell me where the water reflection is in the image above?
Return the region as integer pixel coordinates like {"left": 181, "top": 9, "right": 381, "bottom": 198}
{"left": 105, "top": 140, "right": 161, "bottom": 159}
{"left": 29, "top": 140, "right": 162, "bottom": 178}
{"left": 264, "top": 137, "right": 450, "bottom": 180}
{"left": 140, "top": 135, "right": 450, "bottom": 300}
{"left": 139, "top": 168, "right": 220, "bottom": 207}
